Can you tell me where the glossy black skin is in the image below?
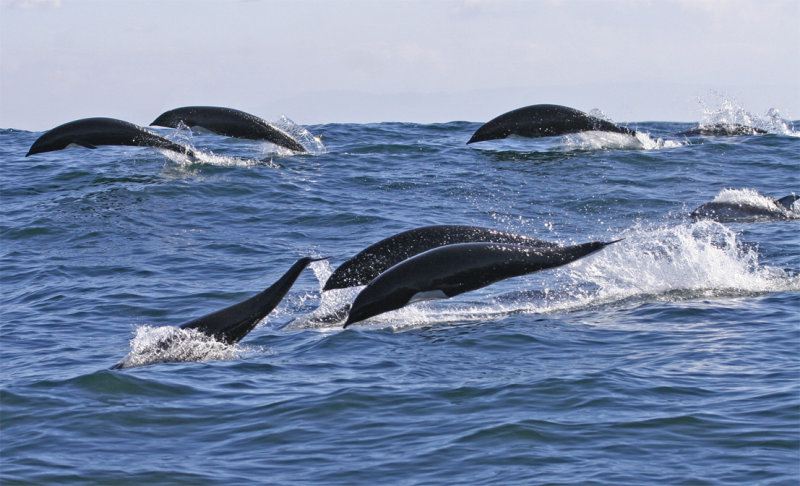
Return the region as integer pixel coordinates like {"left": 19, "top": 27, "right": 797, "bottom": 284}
{"left": 323, "top": 225, "right": 560, "bottom": 291}
{"left": 26, "top": 117, "right": 195, "bottom": 157}
{"left": 180, "top": 257, "right": 324, "bottom": 344}
{"left": 466, "top": 104, "right": 634, "bottom": 144}
{"left": 343, "top": 240, "right": 613, "bottom": 328}
{"left": 691, "top": 194, "right": 798, "bottom": 222}
{"left": 151, "top": 106, "right": 307, "bottom": 152}
{"left": 676, "top": 124, "right": 768, "bottom": 137}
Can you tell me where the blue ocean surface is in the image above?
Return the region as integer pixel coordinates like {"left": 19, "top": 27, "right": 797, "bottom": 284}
{"left": 1, "top": 106, "right": 799, "bottom": 484}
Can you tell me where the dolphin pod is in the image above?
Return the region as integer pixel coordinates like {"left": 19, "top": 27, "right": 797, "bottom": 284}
{"left": 25, "top": 117, "right": 195, "bottom": 158}
{"left": 323, "top": 225, "right": 560, "bottom": 291}
{"left": 691, "top": 194, "right": 798, "bottom": 222}
{"left": 467, "top": 104, "right": 635, "bottom": 144}
{"left": 111, "top": 257, "right": 323, "bottom": 369}
{"left": 343, "top": 240, "right": 616, "bottom": 328}
{"left": 150, "top": 106, "right": 307, "bottom": 152}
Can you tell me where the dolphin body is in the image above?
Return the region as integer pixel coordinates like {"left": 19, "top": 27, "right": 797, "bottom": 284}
{"left": 343, "top": 240, "right": 615, "bottom": 328}
{"left": 111, "top": 257, "right": 322, "bottom": 369}
{"left": 691, "top": 194, "right": 798, "bottom": 222}
{"left": 26, "top": 117, "right": 195, "bottom": 158}
{"left": 466, "top": 104, "right": 635, "bottom": 144}
{"left": 151, "top": 106, "right": 307, "bottom": 152}
{"left": 676, "top": 124, "right": 768, "bottom": 137}
{"left": 323, "top": 225, "right": 560, "bottom": 291}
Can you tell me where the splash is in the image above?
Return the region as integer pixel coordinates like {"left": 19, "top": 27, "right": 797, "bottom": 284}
{"left": 112, "top": 325, "right": 246, "bottom": 369}
{"left": 697, "top": 92, "right": 797, "bottom": 136}
{"left": 286, "top": 259, "right": 358, "bottom": 329}
{"left": 712, "top": 188, "right": 792, "bottom": 211}
{"left": 565, "top": 221, "right": 796, "bottom": 303}
{"left": 274, "top": 115, "right": 327, "bottom": 155}
{"left": 563, "top": 131, "right": 684, "bottom": 151}
{"left": 692, "top": 188, "right": 799, "bottom": 221}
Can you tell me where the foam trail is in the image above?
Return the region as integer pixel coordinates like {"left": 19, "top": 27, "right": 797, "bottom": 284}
{"left": 563, "top": 221, "right": 797, "bottom": 303}
{"left": 563, "top": 131, "right": 684, "bottom": 151}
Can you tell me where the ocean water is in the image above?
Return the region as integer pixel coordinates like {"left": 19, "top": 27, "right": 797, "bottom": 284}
{"left": 1, "top": 109, "right": 799, "bottom": 485}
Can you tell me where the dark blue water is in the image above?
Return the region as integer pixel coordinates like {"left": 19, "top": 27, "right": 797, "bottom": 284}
{"left": 2, "top": 113, "right": 799, "bottom": 484}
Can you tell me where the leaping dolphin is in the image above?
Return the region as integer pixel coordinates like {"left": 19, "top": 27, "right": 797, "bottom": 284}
{"left": 323, "top": 225, "right": 560, "bottom": 291}
{"left": 26, "top": 117, "right": 195, "bottom": 158}
{"left": 150, "top": 106, "right": 307, "bottom": 152}
{"left": 691, "top": 194, "right": 798, "bottom": 222}
{"left": 111, "top": 256, "right": 324, "bottom": 369}
{"left": 466, "top": 104, "right": 635, "bottom": 144}
{"left": 676, "top": 124, "right": 768, "bottom": 137}
{"left": 343, "top": 240, "right": 616, "bottom": 328}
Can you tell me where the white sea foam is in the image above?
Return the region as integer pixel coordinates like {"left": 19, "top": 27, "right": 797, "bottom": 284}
{"left": 563, "top": 221, "right": 795, "bottom": 301}
{"left": 697, "top": 92, "right": 798, "bottom": 136}
{"left": 699, "top": 188, "right": 799, "bottom": 219}
{"left": 113, "top": 325, "right": 247, "bottom": 369}
{"left": 563, "top": 130, "right": 684, "bottom": 151}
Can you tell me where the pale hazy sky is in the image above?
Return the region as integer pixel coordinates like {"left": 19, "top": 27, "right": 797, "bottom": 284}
{"left": 1, "top": 0, "right": 798, "bottom": 130}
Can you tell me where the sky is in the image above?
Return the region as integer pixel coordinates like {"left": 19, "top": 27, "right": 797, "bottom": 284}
{"left": 1, "top": 0, "right": 798, "bottom": 130}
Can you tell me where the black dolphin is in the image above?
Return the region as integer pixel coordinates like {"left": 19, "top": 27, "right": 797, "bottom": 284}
{"left": 343, "top": 240, "right": 615, "bottom": 328}
{"left": 323, "top": 225, "right": 559, "bottom": 291}
{"left": 691, "top": 194, "right": 798, "bottom": 222}
{"left": 466, "top": 104, "right": 634, "bottom": 144}
{"left": 676, "top": 124, "right": 768, "bottom": 137}
{"left": 26, "top": 117, "right": 195, "bottom": 158}
{"left": 151, "top": 106, "right": 307, "bottom": 152}
{"left": 111, "top": 256, "right": 323, "bottom": 369}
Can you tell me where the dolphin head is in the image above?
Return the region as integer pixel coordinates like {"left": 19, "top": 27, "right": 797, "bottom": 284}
{"left": 343, "top": 284, "right": 415, "bottom": 328}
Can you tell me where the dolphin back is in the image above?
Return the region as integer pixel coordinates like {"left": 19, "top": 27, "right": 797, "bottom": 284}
{"left": 676, "top": 124, "right": 768, "bottom": 137}
{"left": 467, "top": 104, "right": 633, "bottom": 144}
{"left": 180, "top": 257, "right": 322, "bottom": 344}
{"left": 151, "top": 106, "right": 307, "bottom": 152}
{"left": 26, "top": 117, "right": 193, "bottom": 157}
{"left": 776, "top": 194, "right": 798, "bottom": 210}
{"left": 323, "top": 225, "right": 559, "bottom": 291}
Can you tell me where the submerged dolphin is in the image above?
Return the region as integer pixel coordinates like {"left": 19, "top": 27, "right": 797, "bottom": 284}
{"left": 467, "top": 104, "right": 634, "bottom": 144}
{"left": 343, "top": 240, "right": 615, "bottom": 328}
{"left": 323, "top": 225, "right": 559, "bottom": 291}
{"left": 111, "top": 256, "right": 323, "bottom": 369}
{"left": 150, "top": 106, "right": 307, "bottom": 152}
{"left": 676, "top": 124, "right": 768, "bottom": 137}
{"left": 26, "top": 117, "right": 195, "bottom": 158}
{"left": 691, "top": 194, "right": 798, "bottom": 222}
